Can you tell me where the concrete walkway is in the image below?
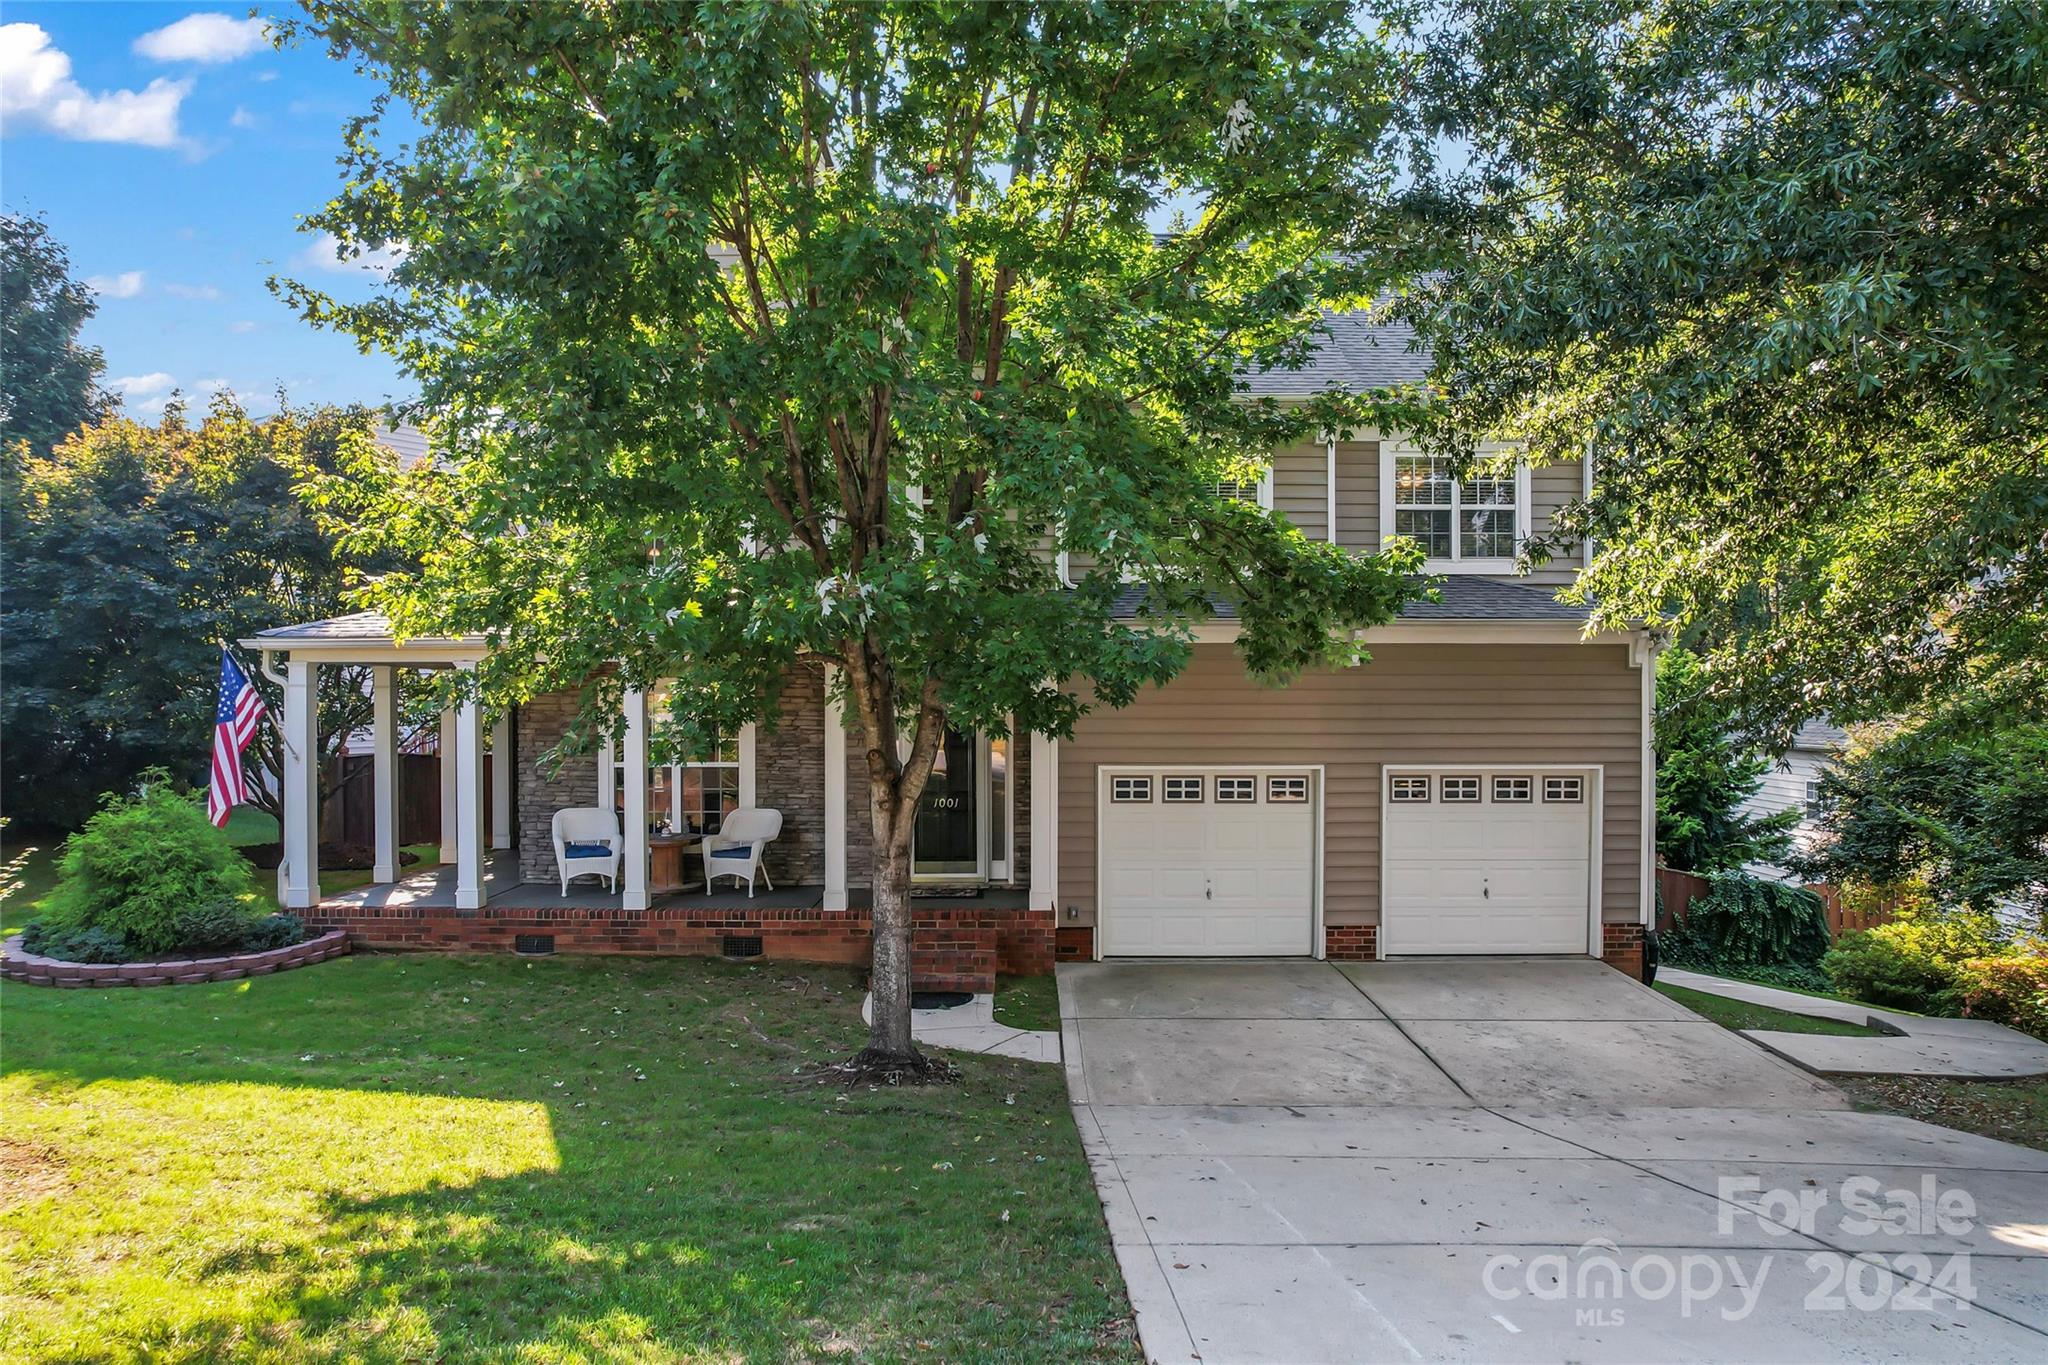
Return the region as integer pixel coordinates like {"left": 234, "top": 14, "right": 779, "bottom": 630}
{"left": 1062, "top": 959, "right": 2048, "bottom": 1364}
{"left": 1661, "top": 967, "right": 2048, "bottom": 1080}
{"left": 859, "top": 991, "right": 1060, "bottom": 1063}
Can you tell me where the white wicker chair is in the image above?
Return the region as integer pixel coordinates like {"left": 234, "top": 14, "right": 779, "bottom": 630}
{"left": 700, "top": 807, "right": 782, "bottom": 897}
{"left": 552, "top": 807, "right": 622, "bottom": 895}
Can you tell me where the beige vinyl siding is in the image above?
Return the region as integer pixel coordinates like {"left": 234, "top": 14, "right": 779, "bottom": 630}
{"left": 1270, "top": 441, "right": 1329, "bottom": 540}
{"left": 1333, "top": 440, "right": 1379, "bottom": 551}
{"left": 1057, "top": 640, "right": 1643, "bottom": 929}
{"left": 1524, "top": 458, "right": 1587, "bottom": 586}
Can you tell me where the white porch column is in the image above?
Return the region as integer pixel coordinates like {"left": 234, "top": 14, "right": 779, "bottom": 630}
{"left": 454, "top": 664, "right": 486, "bottom": 909}
{"left": 371, "top": 665, "right": 400, "bottom": 883}
{"left": 490, "top": 709, "right": 513, "bottom": 850}
{"left": 281, "top": 659, "right": 320, "bottom": 909}
{"left": 620, "top": 687, "right": 651, "bottom": 910}
{"left": 1029, "top": 731, "right": 1058, "bottom": 915}
{"left": 823, "top": 665, "right": 848, "bottom": 912}
{"left": 438, "top": 705, "right": 458, "bottom": 865}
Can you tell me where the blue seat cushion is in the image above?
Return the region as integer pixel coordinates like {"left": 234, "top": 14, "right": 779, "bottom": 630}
{"left": 709, "top": 846, "right": 752, "bottom": 859}
{"left": 563, "top": 841, "right": 613, "bottom": 858}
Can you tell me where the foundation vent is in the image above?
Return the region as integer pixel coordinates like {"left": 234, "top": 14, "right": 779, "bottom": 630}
{"left": 513, "top": 934, "right": 555, "bottom": 956}
{"left": 721, "top": 934, "right": 764, "bottom": 959}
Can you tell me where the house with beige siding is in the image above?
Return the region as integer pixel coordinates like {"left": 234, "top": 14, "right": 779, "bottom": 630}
{"left": 244, "top": 312, "right": 1657, "bottom": 987}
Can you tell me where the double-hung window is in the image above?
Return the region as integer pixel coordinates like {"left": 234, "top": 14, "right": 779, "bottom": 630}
{"left": 1384, "top": 447, "right": 1527, "bottom": 570}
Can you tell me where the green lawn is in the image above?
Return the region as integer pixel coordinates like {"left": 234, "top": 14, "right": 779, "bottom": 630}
{"left": 1842, "top": 1077, "right": 2048, "bottom": 1155}
{"left": 2, "top": 954, "right": 1135, "bottom": 1362}
{"left": 993, "top": 974, "right": 1062, "bottom": 1033}
{"left": 1655, "top": 982, "right": 1884, "bottom": 1037}
{"left": 319, "top": 843, "right": 441, "bottom": 897}
{"left": 0, "top": 843, "right": 62, "bottom": 937}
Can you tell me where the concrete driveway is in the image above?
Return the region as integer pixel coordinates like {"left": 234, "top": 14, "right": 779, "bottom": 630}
{"left": 1060, "top": 959, "right": 2048, "bottom": 1364}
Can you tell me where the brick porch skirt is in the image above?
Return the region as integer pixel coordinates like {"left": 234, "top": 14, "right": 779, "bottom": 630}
{"left": 1601, "top": 923, "right": 1648, "bottom": 981}
{"left": 304, "top": 903, "right": 1053, "bottom": 993}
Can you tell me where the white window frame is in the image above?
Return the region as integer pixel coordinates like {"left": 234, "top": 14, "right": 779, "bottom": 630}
{"left": 1214, "top": 467, "right": 1275, "bottom": 511}
{"left": 1111, "top": 775, "right": 1154, "bottom": 803}
{"left": 1215, "top": 775, "right": 1258, "bottom": 803}
{"left": 1379, "top": 438, "right": 1530, "bottom": 573}
{"left": 1492, "top": 775, "right": 1534, "bottom": 803}
{"left": 599, "top": 713, "right": 756, "bottom": 834}
{"left": 1390, "top": 775, "right": 1432, "bottom": 803}
{"left": 1163, "top": 775, "right": 1205, "bottom": 803}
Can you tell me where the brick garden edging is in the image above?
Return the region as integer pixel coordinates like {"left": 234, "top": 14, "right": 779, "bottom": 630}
{"left": 0, "top": 929, "right": 351, "bottom": 988}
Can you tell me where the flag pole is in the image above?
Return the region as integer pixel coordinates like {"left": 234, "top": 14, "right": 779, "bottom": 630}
{"left": 222, "top": 639, "right": 300, "bottom": 761}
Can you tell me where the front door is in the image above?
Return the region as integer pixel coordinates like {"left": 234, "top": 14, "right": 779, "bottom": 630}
{"left": 913, "top": 727, "right": 981, "bottom": 879}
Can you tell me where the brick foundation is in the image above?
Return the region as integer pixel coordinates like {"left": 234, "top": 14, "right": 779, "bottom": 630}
{"left": 1323, "top": 924, "right": 1377, "bottom": 960}
{"left": 1602, "top": 922, "right": 1646, "bottom": 981}
{"left": 304, "top": 904, "right": 1052, "bottom": 993}
{"left": 1054, "top": 925, "right": 1094, "bottom": 961}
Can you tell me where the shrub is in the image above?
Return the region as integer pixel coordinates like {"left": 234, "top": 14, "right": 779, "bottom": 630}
{"left": 1661, "top": 873, "right": 1832, "bottom": 977}
{"left": 240, "top": 913, "right": 307, "bottom": 952}
{"left": 40, "top": 773, "right": 259, "bottom": 956}
{"left": 1820, "top": 912, "right": 2009, "bottom": 1012}
{"left": 20, "top": 921, "right": 135, "bottom": 963}
{"left": 1949, "top": 951, "right": 2048, "bottom": 1041}
{"left": 170, "top": 899, "right": 263, "bottom": 953}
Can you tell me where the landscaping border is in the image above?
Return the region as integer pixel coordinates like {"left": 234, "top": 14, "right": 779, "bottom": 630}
{"left": 0, "top": 929, "right": 351, "bottom": 988}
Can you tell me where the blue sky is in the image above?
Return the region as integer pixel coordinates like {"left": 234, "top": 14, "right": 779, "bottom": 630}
{"left": 1, "top": 4, "right": 411, "bottom": 417}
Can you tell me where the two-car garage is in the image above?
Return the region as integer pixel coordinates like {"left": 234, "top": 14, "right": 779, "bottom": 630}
{"left": 1094, "top": 765, "right": 1599, "bottom": 959}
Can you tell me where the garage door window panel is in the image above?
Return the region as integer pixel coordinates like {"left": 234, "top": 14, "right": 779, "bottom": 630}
{"left": 1164, "top": 776, "right": 1205, "bottom": 802}
{"left": 1216, "top": 776, "right": 1257, "bottom": 803}
{"left": 1111, "top": 775, "right": 1153, "bottom": 802}
{"left": 1442, "top": 776, "right": 1481, "bottom": 802}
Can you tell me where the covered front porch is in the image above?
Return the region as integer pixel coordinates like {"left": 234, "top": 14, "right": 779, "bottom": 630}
{"left": 318, "top": 848, "right": 993, "bottom": 913}
{"left": 242, "top": 610, "right": 1060, "bottom": 979}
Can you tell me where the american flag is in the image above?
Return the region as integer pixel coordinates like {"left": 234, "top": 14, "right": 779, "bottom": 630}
{"left": 208, "top": 649, "right": 268, "bottom": 827}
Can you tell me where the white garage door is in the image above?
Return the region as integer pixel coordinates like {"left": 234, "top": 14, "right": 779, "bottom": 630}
{"left": 1382, "top": 770, "right": 1593, "bottom": 955}
{"left": 1099, "top": 770, "right": 1317, "bottom": 956}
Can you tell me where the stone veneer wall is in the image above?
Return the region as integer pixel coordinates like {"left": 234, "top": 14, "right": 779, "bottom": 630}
{"left": 517, "top": 688, "right": 602, "bottom": 884}
{"left": 755, "top": 665, "right": 824, "bottom": 886}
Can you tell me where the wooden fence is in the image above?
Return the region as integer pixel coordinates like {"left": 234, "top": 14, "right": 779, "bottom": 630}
{"left": 1656, "top": 863, "right": 1898, "bottom": 939}
{"left": 319, "top": 753, "right": 448, "bottom": 848}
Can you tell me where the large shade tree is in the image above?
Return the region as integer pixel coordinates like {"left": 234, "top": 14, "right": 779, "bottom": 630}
{"left": 1, "top": 213, "right": 113, "bottom": 460}
{"left": 1399, "top": 0, "right": 2048, "bottom": 742}
{"left": 285, "top": 1, "right": 1428, "bottom": 1070}
{"left": 1, "top": 397, "right": 399, "bottom": 830}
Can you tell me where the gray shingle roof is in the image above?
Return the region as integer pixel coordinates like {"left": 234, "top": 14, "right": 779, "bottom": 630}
{"left": 1397, "top": 576, "right": 1589, "bottom": 622}
{"left": 1107, "top": 576, "right": 1586, "bottom": 624}
{"left": 1238, "top": 308, "right": 1432, "bottom": 397}
{"left": 251, "top": 610, "right": 399, "bottom": 642}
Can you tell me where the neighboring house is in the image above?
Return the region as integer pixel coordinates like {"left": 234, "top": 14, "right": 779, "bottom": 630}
{"left": 244, "top": 313, "right": 1658, "bottom": 986}
{"left": 1738, "top": 719, "right": 1848, "bottom": 880}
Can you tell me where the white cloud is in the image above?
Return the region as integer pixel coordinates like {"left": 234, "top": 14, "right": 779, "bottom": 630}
{"left": 86, "top": 271, "right": 147, "bottom": 299}
{"left": 164, "top": 282, "right": 221, "bottom": 300}
{"left": 229, "top": 104, "right": 259, "bottom": 129}
{"left": 295, "top": 231, "right": 406, "bottom": 277}
{"left": 0, "top": 24, "right": 190, "bottom": 148}
{"left": 112, "top": 372, "right": 178, "bottom": 411}
{"left": 133, "top": 14, "right": 269, "bottom": 64}
{"left": 229, "top": 319, "right": 259, "bottom": 333}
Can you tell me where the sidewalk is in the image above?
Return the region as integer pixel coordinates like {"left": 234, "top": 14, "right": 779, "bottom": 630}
{"left": 860, "top": 991, "right": 1061, "bottom": 1063}
{"left": 1661, "top": 967, "right": 2048, "bottom": 1080}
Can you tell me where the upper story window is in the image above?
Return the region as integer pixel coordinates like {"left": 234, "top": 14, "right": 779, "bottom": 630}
{"left": 1212, "top": 470, "right": 1273, "bottom": 510}
{"left": 1383, "top": 447, "right": 1528, "bottom": 571}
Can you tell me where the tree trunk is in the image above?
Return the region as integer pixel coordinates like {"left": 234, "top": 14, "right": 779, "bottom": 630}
{"left": 859, "top": 785, "right": 923, "bottom": 1064}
